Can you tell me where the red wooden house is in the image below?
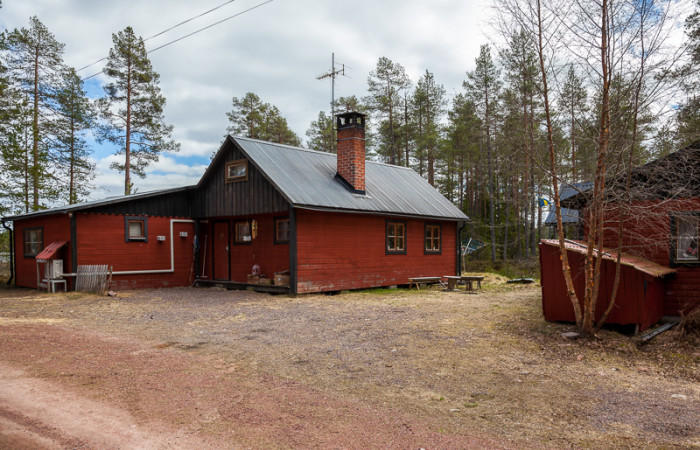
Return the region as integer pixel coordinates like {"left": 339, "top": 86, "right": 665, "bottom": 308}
{"left": 540, "top": 143, "right": 700, "bottom": 329}
{"left": 3, "top": 112, "right": 468, "bottom": 294}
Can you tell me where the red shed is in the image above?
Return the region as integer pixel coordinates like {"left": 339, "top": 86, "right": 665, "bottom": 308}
{"left": 539, "top": 240, "right": 674, "bottom": 331}
{"left": 3, "top": 112, "right": 468, "bottom": 294}
{"left": 541, "top": 143, "right": 700, "bottom": 327}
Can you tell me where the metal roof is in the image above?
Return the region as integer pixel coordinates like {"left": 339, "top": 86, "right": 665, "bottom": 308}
{"left": 35, "top": 240, "right": 67, "bottom": 262}
{"left": 544, "top": 182, "right": 594, "bottom": 224}
{"left": 232, "top": 136, "right": 469, "bottom": 221}
{"left": 544, "top": 208, "right": 580, "bottom": 225}
{"left": 540, "top": 239, "right": 676, "bottom": 278}
{"left": 4, "top": 136, "right": 468, "bottom": 223}
{"left": 2, "top": 185, "right": 196, "bottom": 221}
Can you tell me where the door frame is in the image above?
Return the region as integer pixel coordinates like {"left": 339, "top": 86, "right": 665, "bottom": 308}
{"left": 211, "top": 219, "right": 230, "bottom": 281}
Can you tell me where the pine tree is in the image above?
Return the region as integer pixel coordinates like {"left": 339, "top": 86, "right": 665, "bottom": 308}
{"left": 4, "top": 16, "right": 65, "bottom": 210}
{"left": 305, "top": 111, "right": 335, "bottom": 153}
{"left": 97, "top": 26, "right": 179, "bottom": 195}
{"left": 54, "top": 68, "right": 96, "bottom": 204}
{"left": 464, "top": 45, "right": 502, "bottom": 262}
{"left": 559, "top": 65, "right": 588, "bottom": 182}
{"left": 412, "top": 70, "right": 447, "bottom": 186}
{"left": 226, "top": 92, "right": 301, "bottom": 146}
{"left": 365, "top": 57, "right": 411, "bottom": 165}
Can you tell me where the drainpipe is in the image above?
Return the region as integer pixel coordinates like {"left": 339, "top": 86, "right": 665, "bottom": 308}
{"left": 2, "top": 219, "right": 14, "bottom": 286}
{"left": 111, "top": 219, "right": 195, "bottom": 275}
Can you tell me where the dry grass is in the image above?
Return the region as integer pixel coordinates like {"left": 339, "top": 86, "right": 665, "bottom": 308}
{"left": 0, "top": 277, "right": 698, "bottom": 448}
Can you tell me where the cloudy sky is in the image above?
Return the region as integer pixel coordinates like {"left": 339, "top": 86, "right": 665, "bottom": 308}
{"left": 1, "top": 0, "right": 490, "bottom": 199}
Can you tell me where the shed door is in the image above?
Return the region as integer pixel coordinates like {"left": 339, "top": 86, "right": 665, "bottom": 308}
{"left": 212, "top": 221, "right": 230, "bottom": 281}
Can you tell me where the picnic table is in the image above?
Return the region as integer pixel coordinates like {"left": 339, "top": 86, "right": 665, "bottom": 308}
{"left": 408, "top": 276, "right": 445, "bottom": 291}
{"left": 443, "top": 275, "right": 485, "bottom": 291}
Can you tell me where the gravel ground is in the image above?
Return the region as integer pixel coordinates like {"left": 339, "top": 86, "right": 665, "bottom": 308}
{"left": 0, "top": 279, "right": 698, "bottom": 448}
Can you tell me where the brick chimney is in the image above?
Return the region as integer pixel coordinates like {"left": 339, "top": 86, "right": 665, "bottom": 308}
{"left": 336, "top": 111, "right": 366, "bottom": 194}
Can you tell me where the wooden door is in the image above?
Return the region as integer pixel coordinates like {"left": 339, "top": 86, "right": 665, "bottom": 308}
{"left": 212, "top": 221, "right": 230, "bottom": 281}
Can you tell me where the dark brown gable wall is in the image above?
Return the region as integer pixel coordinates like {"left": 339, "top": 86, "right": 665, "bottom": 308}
{"left": 195, "top": 140, "right": 289, "bottom": 218}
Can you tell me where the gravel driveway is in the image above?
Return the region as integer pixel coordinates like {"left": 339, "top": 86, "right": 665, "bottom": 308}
{"left": 0, "top": 280, "right": 698, "bottom": 448}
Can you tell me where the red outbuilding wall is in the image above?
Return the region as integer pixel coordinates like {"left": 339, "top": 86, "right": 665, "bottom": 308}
{"left": 582, "top": 198, "right": 700, "bottom": 315}
{"left": 75, "top": 213, "right": 195, "bottom": 290}
{"left": 13, "top": 214, "right": 72, "bottom": 289}
{"left": 295, "top": 209, "right": 457, "bottom": 294}
{"left": 539, "top": 242, "right": 665, "bottom": 331}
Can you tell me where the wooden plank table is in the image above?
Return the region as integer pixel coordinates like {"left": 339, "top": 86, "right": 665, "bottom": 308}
{"left": 443, "top": 275, "right": 485, "bottom": 291}
{"left": 408, "top": 276, "right": 444, "bottom": 291}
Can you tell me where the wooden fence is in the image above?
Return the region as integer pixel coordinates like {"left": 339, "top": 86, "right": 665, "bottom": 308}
{"left": 75, "top": 265, "right": 112, "bottom": 295}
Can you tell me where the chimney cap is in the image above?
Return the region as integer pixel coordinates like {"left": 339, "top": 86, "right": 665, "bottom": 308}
{"left": 336, "top": 111, "right": 365, "bottom": 130}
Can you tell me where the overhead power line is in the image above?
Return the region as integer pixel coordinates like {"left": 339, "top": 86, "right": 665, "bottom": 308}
{"left": 81, "top": 0, "right": 274, "bottom": 81}
{"left": 77, "top": 0, "right": 239, "bottom": 73}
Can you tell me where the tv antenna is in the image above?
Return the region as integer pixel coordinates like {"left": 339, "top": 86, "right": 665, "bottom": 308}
{"left": 317, "top": 53, "right": 349, "bottom": 151}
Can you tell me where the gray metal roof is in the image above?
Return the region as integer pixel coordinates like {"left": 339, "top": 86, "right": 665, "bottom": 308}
{"left": 544, "top": 208, "right": 580, "bottom": 225}
{"left": 2, "top": 185, "right": 195, "bottom": 221}
{"left": 233, "top": 136, "right": 469, "bottom": 221}
{"left": 543, "top": 182, "right": 593, "bottom": 225}
{"left": 3, "top": 136, "right": 468, "bottom": 223}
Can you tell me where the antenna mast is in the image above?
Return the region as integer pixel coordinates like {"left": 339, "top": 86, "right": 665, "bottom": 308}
{"left": 317, "top": 52, "right": 346, "bottom": 151}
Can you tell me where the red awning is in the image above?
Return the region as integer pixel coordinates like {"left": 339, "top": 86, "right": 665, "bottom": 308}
{"left": 540, "top": 239, "right": 676, "bottom": 278}
{"left": 35, "top": 240, "right": 67, "bottom": 262}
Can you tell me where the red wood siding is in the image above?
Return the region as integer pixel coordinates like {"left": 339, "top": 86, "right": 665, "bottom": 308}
{"left": 13, "top": 214, "right": 71, "bottom": 289}
{"left": 580, "top": 198, "right": 700, "bottom": 314}
{"left": 539, "top": 242, "right": 664, "bottom": 330}
{"left": 295, "top": 210, "right": 457, "bottom": 294}
{"left": 199, "top": 213, "right": 290, "bottom": 283}
{"left": 75, "top": 213, "right": 194, "bottom": 290}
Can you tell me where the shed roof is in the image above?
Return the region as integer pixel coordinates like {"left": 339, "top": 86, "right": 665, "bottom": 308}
{"left": 540, "top": 239, "right": 676, "bottom": 278}
{"left": 35, "top": 240, "right": 67, "bottom": 262}
{"left": 2, "top": 186, "right": 195, "bottom": 221}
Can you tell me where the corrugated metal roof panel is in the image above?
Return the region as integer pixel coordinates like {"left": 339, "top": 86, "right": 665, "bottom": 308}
{"left": 540, "top": 239, "right": 676, "bottom": 278}
{"left": 3, "top": 186, "right": 195, "bottom": 221}
{"left": 35, "top": 240, "right": 67, "bottom": 262}
{"left": 234, "top": 137, "right": 468, "bottom": 221}
{"left": 544, "top": 208, "right": 579, "bottom": 225}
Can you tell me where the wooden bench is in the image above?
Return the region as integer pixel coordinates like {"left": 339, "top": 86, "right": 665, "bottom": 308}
{"left": 443, "top": 275, "right": 485, "bottom": 291}
{"left": 408, "top": 277, "right": 445, "bottom": 291}
{"left": 461, "top": 275, "right": 485, "bottom": 291}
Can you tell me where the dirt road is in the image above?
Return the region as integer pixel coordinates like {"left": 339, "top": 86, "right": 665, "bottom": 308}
{"left": 0, "top": 282, "right": 697, "bottom": 448}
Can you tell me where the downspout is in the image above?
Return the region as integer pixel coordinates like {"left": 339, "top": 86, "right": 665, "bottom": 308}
{"left": 457, "top": 222, "right": 466, "bottom": 276}
{"left": 112, "top": 219, "right": 195, "bottom": 275}
{"left": 1, "top": 219, "right": 14, "bottom": 286}
{"left": 289, "top": 206, "right": 297, "bottom": 295}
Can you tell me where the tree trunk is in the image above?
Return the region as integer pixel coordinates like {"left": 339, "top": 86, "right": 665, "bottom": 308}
{"left": 32, "top": 42, "right": 40, "bottom": 210}
{"left": 125, "top": 56, "right": 132, "bottom": 195}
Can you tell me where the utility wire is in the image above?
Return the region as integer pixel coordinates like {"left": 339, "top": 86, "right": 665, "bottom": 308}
{"left": 78, "top": 0, "right": 239, "bottom": 72}
{"left": 148, "top": 0, "right": 273, "bottom": 54}
{"left": 81, "top": 0, "right": 273, "bottom": 80}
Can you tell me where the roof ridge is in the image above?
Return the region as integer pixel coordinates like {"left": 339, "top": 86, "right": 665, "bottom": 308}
{"left": 231, "top": 135, "right": 415, "bottom": 171}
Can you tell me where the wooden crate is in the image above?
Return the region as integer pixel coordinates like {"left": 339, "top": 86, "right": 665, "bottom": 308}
{"left": 274, "top": 273, "right": 290, "bottom": 286}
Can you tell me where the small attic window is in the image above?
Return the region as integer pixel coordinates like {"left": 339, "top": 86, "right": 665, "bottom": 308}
{"left": 225, "top": 159, "right": 248, "bottom": 183}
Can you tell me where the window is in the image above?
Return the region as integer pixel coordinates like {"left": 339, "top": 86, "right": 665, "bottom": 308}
{"left": 234, "top": 219, "right": 257, "bottom": 244}
{"left": 386, "top": 221, "right": 406, "bottom": 254}
{"left": 225, "top": 159, "right": 248, "bottom": 183}
{"left": 125, "top": 216, "right": 148, "bottom": 242}
{"left": 425, "top": 224, "right": 441, "bottom": 254}
{"left": 674, "top": 214, "right": 699, "bottom": 262}
{"left": 275, "top": 217, "right": 290, "bottom": 244}
{"left": 23, "top": 227, "right": 43, "bottom": 257}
